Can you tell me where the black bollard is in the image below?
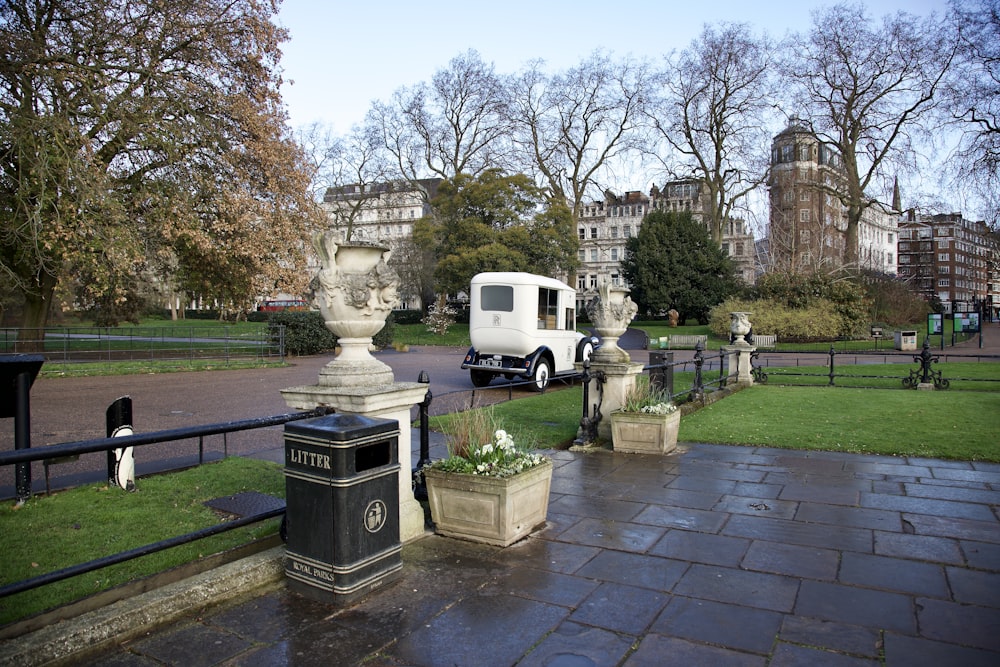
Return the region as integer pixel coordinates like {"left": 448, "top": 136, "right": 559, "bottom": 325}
{"left": 106, "top": 396, "right": 136, "bottom": 491}
{"left": 413, "top": 371, "right": 432, "bottom": 500}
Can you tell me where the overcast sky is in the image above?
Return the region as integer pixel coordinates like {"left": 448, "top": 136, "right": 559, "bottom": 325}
{"left": 276, "top": 0, "right": 948, "bottom": 133}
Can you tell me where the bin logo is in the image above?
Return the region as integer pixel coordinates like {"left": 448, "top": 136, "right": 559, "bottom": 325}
{"left": 364, "top": 499, "right": 388, "bottom": 533}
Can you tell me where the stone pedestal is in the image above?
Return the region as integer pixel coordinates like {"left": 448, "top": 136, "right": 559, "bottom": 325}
{"left": 282, "top": 382, "right": 429, "bottom": 543}
{"left": 587, "top": 361, "right": 645, "bottom": 442}
{"left": 722, "top": 344, "right": 756, "bottom": 386}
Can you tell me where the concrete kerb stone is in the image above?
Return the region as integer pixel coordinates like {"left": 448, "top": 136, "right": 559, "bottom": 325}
{"left": 0, "top": 547, "right": 285, "bottom": 667}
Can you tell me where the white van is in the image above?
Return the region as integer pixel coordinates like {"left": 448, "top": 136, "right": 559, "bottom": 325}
{"left": 461, "top": 272, "right": 596, "bottom": 390}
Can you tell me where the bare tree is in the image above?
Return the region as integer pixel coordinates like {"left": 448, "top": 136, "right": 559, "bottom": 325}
{"left": 780, "top": 2, "right": 956, "bottom": 265}
{"left": 369, "top": 49, "right": 513, "bottom": 182}
{"left": 0, "top": 0, "right": 318, "bottom": 339}
{"left": 298, "top": 122, "right": 394, "bottom": 242}
{"left": 944, "top": 0, "right": 1000, "bottom": 226}
{"left": 510, "top": 51, "right": 651, "bottom": 223}
{"left": 645, "top": 23, "right": 776, "bottom": 245}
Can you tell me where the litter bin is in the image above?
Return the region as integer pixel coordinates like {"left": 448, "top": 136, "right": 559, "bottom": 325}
{"left": 283, "top": 413, "right": 402, "bottom": 605}
{"left": 894, "top": 330, "right": 917, "bottom": 351}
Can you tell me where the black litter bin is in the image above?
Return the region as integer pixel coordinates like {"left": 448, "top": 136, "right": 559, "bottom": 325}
{"left": 283, "top": 413, "right": 402, "bottom": 605}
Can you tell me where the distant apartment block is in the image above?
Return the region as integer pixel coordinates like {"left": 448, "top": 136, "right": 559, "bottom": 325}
{"left": 897, "top": 212, "right": 992, "bottom": 314}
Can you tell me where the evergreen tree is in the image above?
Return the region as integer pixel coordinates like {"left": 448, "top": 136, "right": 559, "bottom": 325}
{"left": 621, "top": 210, "right": 739, "bottom": 323}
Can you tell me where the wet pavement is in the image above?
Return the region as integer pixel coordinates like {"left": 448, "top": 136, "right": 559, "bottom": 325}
{"left": 75, "top": 440, "right": 1000, "bottom": 666}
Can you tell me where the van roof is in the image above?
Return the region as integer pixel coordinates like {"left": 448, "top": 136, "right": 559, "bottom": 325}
{"left": 471, "top": 272, "right": 574, "bottom": 292}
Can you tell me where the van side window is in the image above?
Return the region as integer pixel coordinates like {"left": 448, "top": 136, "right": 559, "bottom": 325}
{"left": 538, "top": 287, "right": 558, "bottom": 329}
{"left": 565, "top": 307, "right": 575, "bottom": 331}
{"left": 481, "top": 285, "right": 513, "bottom": 312}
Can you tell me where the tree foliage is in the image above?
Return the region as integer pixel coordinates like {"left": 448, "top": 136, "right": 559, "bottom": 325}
{"left": 417, "top": 170, "right": 578, "bottom": 295}
{"left": 0, "top": 0, "right": 321, "bottom": 338}
{"left": 646, "top": 23, "right": 774, "bottom": 244}
{"left": 511, "top": 51, "right": 651, "bottom": 224}
{"left": 620, "top": 210, "right": 739, "bottom": 323}
{"left": 944, "top": 0, "right": 1000, "bottom": 226}
{"left": 780, "top": 3, "right": 955, "bottom": 265}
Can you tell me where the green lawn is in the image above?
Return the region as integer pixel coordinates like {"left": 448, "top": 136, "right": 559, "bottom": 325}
{"left": 433, "top": 377, "right": 1000, "bottom": 461}
{"left": 0, "top": 457, "right": 284, "bottom": 626}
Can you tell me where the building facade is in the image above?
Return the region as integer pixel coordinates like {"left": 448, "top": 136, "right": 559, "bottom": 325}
{"left": 574, "top": 182, "right": 757, "bottom": 311}
{"left": 767, "top": 119, "right": 898, "bottom": 275}
{"left": 897, "top": 212, "right": 992, "bottom": 314}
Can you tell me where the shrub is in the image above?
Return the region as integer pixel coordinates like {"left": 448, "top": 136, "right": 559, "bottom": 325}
{"left": 392, "top": 309, "right": 424, "bottom": 325}
{"left": 709, "top": 297, "right": 850, "bottom": 342}
{"left": 372, "top": 312, "right": 395, "bottom": 350}
{"left": 268, "top": 311, "right": 337, "bottom": 356}
{"left": 423, "top": 296, "right": 457, "bottom": 336}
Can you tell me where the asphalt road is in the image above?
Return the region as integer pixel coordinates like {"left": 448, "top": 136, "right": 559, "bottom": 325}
{"left": 4, "top": 324, "right": 993, "bottom": 499}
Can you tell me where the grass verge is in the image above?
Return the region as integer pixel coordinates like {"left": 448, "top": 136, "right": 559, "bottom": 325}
{"left": 0, "top": 457, "right": 284, "bottom": 626}
{"left": 431, "top": 377, "right": 1000, "bottom": 461}
{"left": 38, "top": 358, "right": 286, "bottom": 378}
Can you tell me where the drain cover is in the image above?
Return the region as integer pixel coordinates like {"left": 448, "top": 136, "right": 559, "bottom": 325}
{"left": 204, "top": 491, "right": 285, "bottom": 518}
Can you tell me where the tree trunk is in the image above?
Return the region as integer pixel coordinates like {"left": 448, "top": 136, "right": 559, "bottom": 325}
{"left": 17, "top": 273, "right": 57, "bottom": 353}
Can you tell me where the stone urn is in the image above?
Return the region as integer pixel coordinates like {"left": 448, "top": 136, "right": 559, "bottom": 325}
{"left": 312, "top": 231, "right": 399, "bottom": 388}
{"left": 586, "top": 280, "right": 638, "bottom": 363}
{"left": 729, "top": 311, "right": 753, "bottom": 346}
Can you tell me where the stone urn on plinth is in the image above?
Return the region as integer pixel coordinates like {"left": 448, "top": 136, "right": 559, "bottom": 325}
{"left": 586, "top": 280, "right": 638, "bottom": 363}
{"left": 730, "top": 311, "right": 753, "bottom": 347}
{"left": 312, "top": 231, "right": 399, "bottom": 388}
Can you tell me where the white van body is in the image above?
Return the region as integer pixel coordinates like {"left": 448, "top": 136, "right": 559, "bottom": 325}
{"left": 461, "top": 272, "right": 595, "bottom": 390}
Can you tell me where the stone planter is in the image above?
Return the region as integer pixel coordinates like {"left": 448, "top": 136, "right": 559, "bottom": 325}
{"left": 423, "top": 459, "right": 553, "bottom": 547}
{"left": 610, "top": 410, "right": 681, "bottom": 455}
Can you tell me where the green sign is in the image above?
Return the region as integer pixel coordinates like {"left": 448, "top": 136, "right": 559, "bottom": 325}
{"left": 927, "top": 313, "right": 943, "bottom": 335}
{"left": 956, "top": 312, "right": 980, "bottom": 333}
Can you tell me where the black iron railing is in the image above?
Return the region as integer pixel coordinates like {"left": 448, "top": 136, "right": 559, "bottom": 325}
{"left": 0, "top": 408, "right": 325, "bottom": 599}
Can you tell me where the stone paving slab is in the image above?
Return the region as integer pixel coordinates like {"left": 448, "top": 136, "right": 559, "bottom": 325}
{"left": 8, "top": 442, "right": 998, "bottom": 667}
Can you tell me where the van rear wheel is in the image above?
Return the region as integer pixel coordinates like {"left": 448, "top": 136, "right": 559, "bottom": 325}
{"left": 470, "top": 369, "right": 495, "bottom": 387}
{"left": 530, "top": 359, "right": 551, "bottom": 392}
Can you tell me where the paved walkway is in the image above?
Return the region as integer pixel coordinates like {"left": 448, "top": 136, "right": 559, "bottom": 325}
{"left": 72, "top": 440, "right": 1000, "bottom": 666}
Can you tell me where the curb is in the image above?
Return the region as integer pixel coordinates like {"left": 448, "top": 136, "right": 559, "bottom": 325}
{"left": 0, "top": 547, "right": 285, "bottom": 667}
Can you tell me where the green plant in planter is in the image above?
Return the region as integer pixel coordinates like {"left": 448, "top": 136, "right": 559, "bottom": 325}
{"left": 620, "top": 376, "right": 678, "bottom": 415}
{"left": 428, "top": 407, "right": 547, "bottom": 478}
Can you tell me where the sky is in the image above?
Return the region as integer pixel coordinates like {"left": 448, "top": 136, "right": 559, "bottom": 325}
{"left": 275, "top": 0, "right": 949, "bottom": 133}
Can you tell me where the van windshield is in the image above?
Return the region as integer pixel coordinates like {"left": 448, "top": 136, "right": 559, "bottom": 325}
{"left": 480, "top": 285, "right": 513, "bottom": 312}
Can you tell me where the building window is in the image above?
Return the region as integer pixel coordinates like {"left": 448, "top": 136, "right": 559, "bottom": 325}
{"left": 611, "top": 273, "right": 620, "bottom": 286}
{"left": 578, "top": 228, "right": 585, "bottom": 240}
{"left": 800, "top": 209, "right": 810, "bottom": 222}
{"left": 610, "top": 248, "right": 619, "bottom": 261}
{"left": 624, "top": 225, "right": 632, "bottom": 238}
{"left": 577, "top": 275, "right": 586, "bottom": 290}
{"left": 590, "top": 249, "right": 598, "bottom": 262}
{"left": 589, "top": 274, "right": 597, "bottom": 289}
{"left": 591, "top": 227, "right": 598, "bottom": 239}
{"left": 735, "top": 243, "right": 744, "bottom": 256}
{"left": 938, "top": 279, "right": 950, "bottom": 287}
{"left": 800, "top": 229, "right": 811, "bottom": 243}
{"left": 610, "top": 226, "right": 618, "bottom": 239}
{"left": 800, "top": 191, "right": 810, "bottom": 201}
{"left": 938, "top": 253, "right": 950, "bottom": 262}
{"left": 721, "top": 242, "right": 730, "bottom": 255}
{"left": 578, "top": 250, "right": 586, "bottom": 262}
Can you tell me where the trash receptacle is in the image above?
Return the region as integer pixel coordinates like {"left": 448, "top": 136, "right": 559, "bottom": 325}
{"left": 894, "top": 330, "right": 917, "bottom": 351}
{"left": 283, "top": 413, "right": 402, "bottom": 605}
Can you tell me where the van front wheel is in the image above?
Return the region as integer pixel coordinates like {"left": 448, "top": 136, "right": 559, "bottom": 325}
{"left": 530, "top": 358, "right": 550, "bottom": 392}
